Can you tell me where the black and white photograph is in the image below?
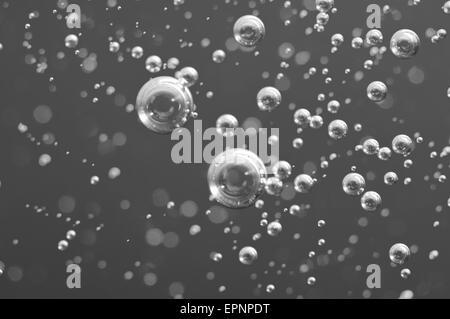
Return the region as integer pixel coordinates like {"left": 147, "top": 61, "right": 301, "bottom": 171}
{"left": 0, "top": 0, "right": 449, "bottom": 305}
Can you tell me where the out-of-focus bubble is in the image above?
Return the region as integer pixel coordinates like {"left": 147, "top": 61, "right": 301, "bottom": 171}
{"left": 390, "top": 29, "right": 421, "bottom": 58}
{"left": 58, "top": 195, "right": 76, "bottom": 214}
{"left": 146, "top": 228, "right": 164, "bottom": 247}
{"left": 399, "top": 290, "right": 414, "bottom": 299}
{"left": 233, "top": 15, "right": 265, "bottom": 47}
{"left": 33, "top": 105, "right": 52, "bottom": 124}
{"left": 208, "top": 149, "right": 267, "bottom": 208}
{"left": 136, "top": 76, "right": 194, "bottom": 134}
{"left": 180, "top": 200, "right": 199, "bottom": 218}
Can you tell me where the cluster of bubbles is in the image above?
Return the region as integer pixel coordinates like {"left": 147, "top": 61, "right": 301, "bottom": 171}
{"left": 3, "top": 0, "right": 449, "bottom": 299}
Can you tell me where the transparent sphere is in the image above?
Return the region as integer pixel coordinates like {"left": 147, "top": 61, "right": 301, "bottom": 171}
{"left": 294, "top": 174, "right": 315, "bottom": 194}
{"left": 257, "top": 87, "right": 282, "bottom": 112}
{"left": 316, "top": 0, "right": 334, "bottom": 12}
{"left": 331, "top": 33, "right": 344, "bottom": 46}
{"left": 352, "top": 37, "right": 364, "bottom": 49}
{"left": 362, "top": 138, "right": 380, "bottom": 155}
{"left": 294, "top": 108, "right": 311, "bottom": 126}
{"left": 265, "top": 177, "right": 283, "bottom": 196}
{"left": 392, "top": 134, "right": 414, "bottom": 156}
{"left": 239, "top": 246, "right": 258, "bottom": 265}
{"left": 390, "top": 29, "right": 420, "bottom": 59}
{"left": 65, "top": 34, "right": 79, "bottom": 48}
{"left": 327, "top": 100, "right": 341, "bottom": 114}
{"left": 233, "top": 15, "right": 266, "bottom": 47}
{"left": 136, "top": 76, "right": 194, "bottom": 134}
{"left": 267, "top": 221, "right": 283, "bottom": 236}
{"left": 176, "top": 67, "right": 199, "bottom": 88}
{"left": 384, "top": 172, "right": 399, "bottom": 185}
{"left": 361, "top": 191, "right": 382, "bottom": 212}
{"left": 367, "top": 81, "right": 388, "bottom": 102}
{"left": 342, "top": 173, "right": 366, "bottom": 196}
{"left": 131, "top": 46, "right": 144, "bottom": 59}
{"left": 443, "top": 1, "right": 450, "bottom": 14}
{"left": 310, "top": 115, "right": 324, "bottom": 129}
{"left": 66, "top": 230, "right": 77, "bottom": 240}
{"left": 145, "top": 55, "right": 163, "bottom": 73}
{"left": 216, "top": 114, "right": 239, "bottom": 137}
{"left": 316, "top": 12, "right": 330, "bottom": 26}
{"left": 208, "top": 149, "right": 267, "bottom": 209}
{"left": 292, "top": 138, "right": 304, "bottom": 149}
{"left": 400, "top": 268, "right": 411, "bottom": 279}
{"left": 378, "top": 147, "right": 392, "bottom": 161}
{"left": 212, "top": 49, "right": 226, "bottom": 63}
{"left": 389, "top": 243, "right": 410, "bottom": 265}
{"left": 272, "top": 161, "right": 292, "bottom": 180}
{"left": 58, "top": 240, "right": 69, "bottom": 251}
{"left": 328, "top": 119, "right": 348, "bottom": 140}
{"left": 365, "top": 29, "right": 384, "bottom": 46}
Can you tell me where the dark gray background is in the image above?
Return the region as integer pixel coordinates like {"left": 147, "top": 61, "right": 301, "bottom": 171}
{"left": 0, "top": 0, "right": 449, "bottom": 299}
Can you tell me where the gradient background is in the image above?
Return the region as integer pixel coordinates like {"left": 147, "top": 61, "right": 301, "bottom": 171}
{"left": 0, "top": 0, "right": 449, "bottom": 299}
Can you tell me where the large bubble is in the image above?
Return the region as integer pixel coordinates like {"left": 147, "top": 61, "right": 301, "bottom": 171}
{"left": 208, "top": 149, "right": 267, "bottom": 209}
{"left": 136, "top": 76, "right": 194, "bottom": 134}
{"left": 233, "top": 15, "right": 266, "bottom": 48}
{"left": 390, "top": 29, "right": 421, "bottom": 59}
